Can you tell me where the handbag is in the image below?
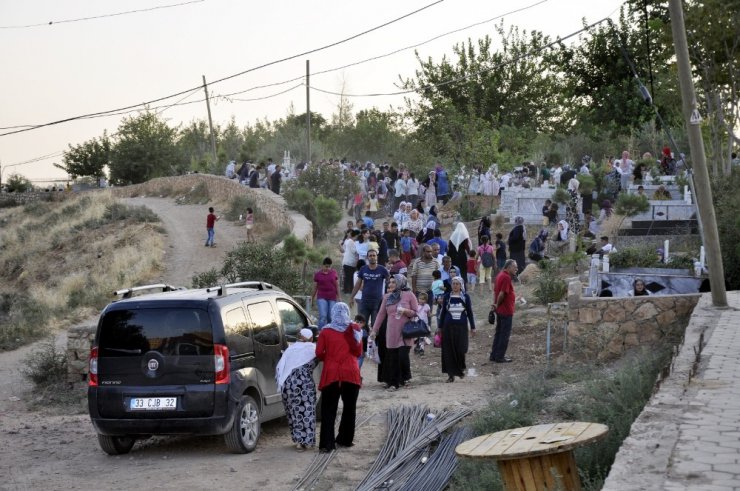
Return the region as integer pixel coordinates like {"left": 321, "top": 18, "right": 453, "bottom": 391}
{"left": 488, "top": 309, "right": 497, "bottom": 324}
{"left": 366, "top": 338, "right": 381, "bottom": 364}
{"left": 402, "top": 318, "right": 431, "bottom": 339}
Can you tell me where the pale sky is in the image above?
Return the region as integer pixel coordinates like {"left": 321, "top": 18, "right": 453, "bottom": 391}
{"left": 0, "top": 0, "right": 625, "bottom": 182}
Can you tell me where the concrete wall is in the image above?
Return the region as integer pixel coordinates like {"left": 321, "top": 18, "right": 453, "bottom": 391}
{"left": 111, "top": 174, "right": 313, "bottom": 246}
{"left": 567, "top": 280, "right": 700, "bottom": 360}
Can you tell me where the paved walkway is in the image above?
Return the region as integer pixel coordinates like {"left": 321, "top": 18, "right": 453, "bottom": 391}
{"left": 604, "top": 291, "right": 740, "bottom": 490}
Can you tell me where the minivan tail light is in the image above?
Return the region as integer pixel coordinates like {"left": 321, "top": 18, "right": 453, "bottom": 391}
{"left": 214, "top": 344, "right": 230, "bottom": 384}
{"left": 88, "top": 346, "right": 99, "bottom": 387}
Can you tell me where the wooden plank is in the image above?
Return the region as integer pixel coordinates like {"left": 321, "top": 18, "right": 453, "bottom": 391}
{"left": 514, "top": 458, "right": 540, "bottom": 491}
{"left": 501, "top": 423, "right": 556, "bottom": 458}
{"left": 498, "top": 460, "right": 521, "bottom": 491}
{"left": 529, "top": 455, "right": 553, "bottom": 491}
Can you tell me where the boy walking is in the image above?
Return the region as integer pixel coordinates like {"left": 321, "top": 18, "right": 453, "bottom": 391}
{"left": 205, "top": 207, "right": 220, "bottom": 247}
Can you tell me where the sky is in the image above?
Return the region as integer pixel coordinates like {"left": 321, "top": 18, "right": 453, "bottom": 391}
{"left": 0, "top": 0, "right": 626, "bottom": 183}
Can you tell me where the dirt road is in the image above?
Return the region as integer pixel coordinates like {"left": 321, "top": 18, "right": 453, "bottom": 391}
{"left": 0, "top": 197, "right": 545, "bottom": 490}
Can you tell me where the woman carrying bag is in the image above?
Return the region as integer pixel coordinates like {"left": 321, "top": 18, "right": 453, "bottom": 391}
{"left": 370, "top": 274, "right": 419, "bottom": 392}
{"left": 438, "top": 276, "right": 476, "bottom": 383}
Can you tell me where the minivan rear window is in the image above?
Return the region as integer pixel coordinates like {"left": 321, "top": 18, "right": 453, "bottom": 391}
{"left": 99, "top": 308, "right": 213, "bottom": 356}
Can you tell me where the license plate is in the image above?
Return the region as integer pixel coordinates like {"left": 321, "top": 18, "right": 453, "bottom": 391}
{"left": 129, "top": 397, "right": 177, "bottom": 411}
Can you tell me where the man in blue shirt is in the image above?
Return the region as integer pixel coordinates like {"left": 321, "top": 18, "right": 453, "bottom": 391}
{"left": 427, "top": 229, "right": 448, "bottom": 256}
{"left": 349, "top": 250, "right": 388, "bottom": 328}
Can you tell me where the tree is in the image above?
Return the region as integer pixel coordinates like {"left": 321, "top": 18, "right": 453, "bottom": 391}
{"left": 56, "top": 133, "right": 111, "bottom": 179}
{"left": 177, "top": 119, "right": 214, "bottom": 174}
{"left": 5, "top": 173, "right": 33, "bottom": 192}
{"left": 108, "top": 112, "right": 179, "bottom": 185}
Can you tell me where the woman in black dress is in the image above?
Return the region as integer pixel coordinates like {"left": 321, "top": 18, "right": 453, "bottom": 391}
{"left": 507, "top": 216, "right": 526, "bottom": 274}
{"left": 438, "top": 276, "right": 476, "bottom": 382}
{"left": 447, "top": 222, "right": 473, "bottom": 286}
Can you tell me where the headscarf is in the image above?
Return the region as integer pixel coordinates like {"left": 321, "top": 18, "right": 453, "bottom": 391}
{"left": 428, "top": 205, "right": 438, "bottom": 217}
{"left": 324, "top": 302, "right": 352, "bottom": 333}
{"left": 601, "top": 200, "right": 613, "bottom": 218}
{"left": 450, "top": 276, "right": 465, "bottom": 293}
{"left": 568, "top": 178, "right": 580, "bottom": 193}
{"left": 514, "top": 216, "right": 525, "bottom": 226}
{"left": 386, "top": 274, "right": 408, "bottom": 306}
{"left": 275, "top": 336, "right": 316, "bottom": 391}
{"left": 537, "top": 229, "right": 549, "bottom": 241}
{"left": 558, "top": 220, "right": 569, "bottom": 241}
{"left": 449, "top": 222, "right": 471, "bottom": 250}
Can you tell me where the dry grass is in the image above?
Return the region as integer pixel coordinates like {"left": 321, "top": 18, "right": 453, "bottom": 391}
{"left": 0, "top": 191, "right": 165, "bottom": 350}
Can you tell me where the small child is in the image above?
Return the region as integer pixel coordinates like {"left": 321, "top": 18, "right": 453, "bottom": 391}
{"left": 368, "top": 191, "right": 379, "bottom": 217}
{"left": 431, "top": 270, "right": 445, "bottom": 300}
{"left": 414, "top": 292, "right": 431, "bottom": 355}
{"left": 354, "top": 314, "right": 367, "bottom": 368}
{"left": 466, "top": 249, "right": 478, "bottom": 292}
{"left": 399, "top": 229, "right": 417, "bottom": 267}
{"left": 245, "top": 207, "right": 255, "bottom": 243}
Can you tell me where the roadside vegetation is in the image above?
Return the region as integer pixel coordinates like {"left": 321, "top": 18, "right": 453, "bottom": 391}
{"left": 451, "top": 344, "right": 677, "bottom": 491}
{"left": 0, "top": 191, "right": 165, "bottom": 350}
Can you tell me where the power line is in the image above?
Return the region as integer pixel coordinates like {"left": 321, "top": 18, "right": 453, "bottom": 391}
{"left": 0, "top": 0, "right": 206, "bottom": 29}
{"left": 0, "top": 0, "right": 444, "bottom": 138}
{"left": 216, "top": 0, "right": 551, "bottom": 100}
{"left": 309, "top": 14, "right": 620, "bottom": 98}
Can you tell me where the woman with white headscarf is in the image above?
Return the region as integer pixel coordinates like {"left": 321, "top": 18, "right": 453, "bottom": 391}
{"left": 447, "top": 222, "right": 473, "bottom": 286}
{"left": 551, "top": 219, "right": 569, "bottom": 254}
{"left": 508, "top": 216, "right": 527, "bottom": 274}
{"left": 275, "top": 328, "right": 317, "bottom": 451}
{"left": 393, "top": 201, "right": 407, "bottom": 228}
{"left": 316, "top": 303, "right": 362, "bottom": 453}
{"left": 438, "top": 276, "right": 476, "bottom": 382}
{"left": 371, "top": 274, "right": 419, "bottom": 392}
{"left": 424, "top": 171, "right": 437, "bottom": 208}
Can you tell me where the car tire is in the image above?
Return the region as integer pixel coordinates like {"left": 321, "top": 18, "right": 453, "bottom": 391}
{"left": 224, "top": 394, "right": 260, "bottom": 453}
{"left": 97, "top": 434, "right": 136, "bottom": 455}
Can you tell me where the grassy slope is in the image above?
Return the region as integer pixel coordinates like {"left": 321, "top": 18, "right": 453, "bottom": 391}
{"left": 0, "top": 191, "right": 165, "bottom": 350}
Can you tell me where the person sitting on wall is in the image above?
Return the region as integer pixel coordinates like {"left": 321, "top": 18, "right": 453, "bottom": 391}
{"left": 586, "top": 236, "right": 616, "bottom": 257}
{"left": 653, "top": 184, "right": 672, "bottom": 200}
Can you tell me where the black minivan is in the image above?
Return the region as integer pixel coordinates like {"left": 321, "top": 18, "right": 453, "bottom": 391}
{"left": 88, "top": 282, "right": 315, "bottom": 455}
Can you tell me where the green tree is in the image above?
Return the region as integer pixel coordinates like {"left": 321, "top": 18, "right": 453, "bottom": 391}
{"left": 313, "top": 195, "right": 343, "bottom": 238}
{"left": 177, "top": 119, "right": 213, "bottom": 174}
{"left": 5, "top": 173, "right": 33, "bottom": 192}
{"left": 56, "top": 133, "right": 111, "bottom": 179}
{"left": 108, "top": 112, "right": 179, "bottom": 185}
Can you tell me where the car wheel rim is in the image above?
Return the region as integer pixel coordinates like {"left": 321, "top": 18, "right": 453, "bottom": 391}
{"left": 239, "top": 402, "right": 259, "bottom": 446}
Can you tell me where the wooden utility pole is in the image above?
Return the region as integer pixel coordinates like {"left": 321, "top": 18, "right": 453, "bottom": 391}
{"left": 306, "top": 60, "right": 311, "bottom": 163}
{"left": 668, "top": 0, "right": 727, "bottom": 307}
{"left": 202, "top": 75, "right": 218, "bottom": 164}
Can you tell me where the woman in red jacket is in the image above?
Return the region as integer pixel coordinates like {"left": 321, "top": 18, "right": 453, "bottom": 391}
{"left": 315, "top": 302, "right": 362, "bottom": 453}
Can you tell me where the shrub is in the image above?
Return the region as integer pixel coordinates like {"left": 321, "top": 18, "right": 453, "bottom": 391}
{"left": 192, "top": 268, "right": 220, "bottom": 288}
{"left": 175, "top": 181, "right": 210, "bottom": 204}
{"left": 713, "top": 168, "right": 740, "bottom": 289}
{"left": 576, "top": 173, "right": 596, "bottom": 195}
{"left": 313, "top": 196, "right": 343, "bottom": 238}
{"left": 532, "top": 260, "right": 567, "bottom": 304}
{"left": 225, "top": 195, "right": 262, "bottom": 222}
{"left": 5, "top": 173, "right": 33, "bottom": 193}
{"left": 551, "top": 187, "right": 570, "bottom": 205}
{"left": 284, "top": 187, "right": 317, "bottom": 223}
{"left": 609, "top": 245, "right": 694, "bottom": 271}
{"left": 458, "top": 197, "right": 481, "bottom": 222}
{"left": 219, "top": 240, "right": 314, "bottom": 295}
{"left": 21, "top": 340, "right": 67, "bottom": 386}
{"left": 614, "top": 193, "right": 650, "bottom": 218}
{"left": 283, "top": 163, "right": 358, "bottom": 201}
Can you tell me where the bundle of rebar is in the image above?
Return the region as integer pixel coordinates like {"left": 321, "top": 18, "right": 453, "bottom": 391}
{"left": 355, "top": 405, "right": 472, "bottom": 491}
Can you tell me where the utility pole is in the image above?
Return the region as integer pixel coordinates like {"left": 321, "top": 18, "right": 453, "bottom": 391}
{"left": 306, "top": 60, "right": 311, "bottom": 163}
{"left": 202, "top": 75, "right": 218, "bottom": 165}
{"left": 668, "top": 0, "right": 727, "bottom": 307}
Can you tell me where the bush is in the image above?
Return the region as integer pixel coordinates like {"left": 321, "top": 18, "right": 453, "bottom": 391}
{"left": 713, "top": 168, "right": 740, "bottom": 289}
{"left": 532, "top": 260, "right": 567, "bottom": 304}
{"left": 5, "top": 173, "right": 33, "bottom": 193}
{"left": 219, "top": 240, "right": 315, "bottom": 295}
{"left": 192, "top": 268, "right": 220, "bottom": 288}
{"left": 283, "top": 163, "right": 358, "bottom": 201}
{"left": 614, "top": 193, "right": 650, "bottom": 218}
{"left": 551, "top": 187, "right": 570, "bottom": 205}
{"left": 313, "top": 196, "right": 343, "bottom": 238}
{"left": 458, "top": 197, "right": 481, "bottom": 222}
{"left": 21, "top": 340, "right": 67, "bottom": 386}
{"left": 609, "top": 245, "right": 694, "bottom": 271}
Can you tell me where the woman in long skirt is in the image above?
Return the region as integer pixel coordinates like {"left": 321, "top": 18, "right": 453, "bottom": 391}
{"left": 371, "top": 274, "right": 419, "bottom": 391}
{"left": 438, "top": 277, "right": 476, "bottom": 382}
{"left": 508, "top": 216, "right": 527, "bottom": 274}
{"left": 275, "top": 328, "right": 317, "bottom": 450}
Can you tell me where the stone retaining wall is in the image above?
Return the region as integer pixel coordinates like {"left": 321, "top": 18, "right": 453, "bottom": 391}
{"left": 67, "top": 325, "right": 96, "bottom": 383}
{"left": 111, "top": 174, "right": 313, "bottom": 246}
{"left": 567, "top": 280, "right": 700, "bottom": 360}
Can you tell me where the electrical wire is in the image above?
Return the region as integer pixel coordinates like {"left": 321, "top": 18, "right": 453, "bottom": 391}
{"left": 3, "top": 151, "right": 64, "bottom": 168}
{"left": 0, "top": 0, "right": 206, "bottom": 29}
{"left": 310, "top": 15, "right": 618, "bottom": 98}
{"left": 0, "top": 0, "right": 444, "bottom": 138}
{"left": 216, "top": 0, "right": 551, "bottom": 101}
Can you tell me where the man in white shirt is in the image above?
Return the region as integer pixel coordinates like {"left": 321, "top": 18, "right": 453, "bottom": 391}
{"left": 340, "top": 230, "right": 359, "bottom": 294}
{"left": 552, "top": 164, "right": 563, "bottom": 186}
{"left": 394, "top": 176, "right": 407, "bottom": 212}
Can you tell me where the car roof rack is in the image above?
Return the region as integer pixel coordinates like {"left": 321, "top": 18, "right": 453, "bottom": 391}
{"left": 205, "top": 281, "right": 275, "bottom": 296}
{"left": 113, "top": 284, "right": 183, "bottom": 299}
